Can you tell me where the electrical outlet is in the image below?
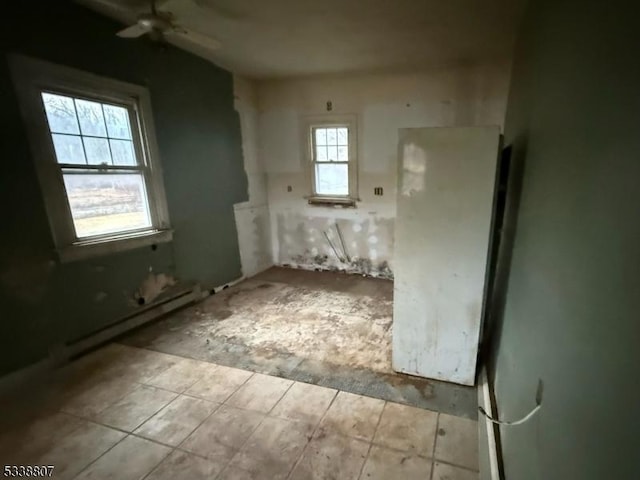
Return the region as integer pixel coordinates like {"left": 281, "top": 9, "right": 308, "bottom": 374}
{"left": 374, "top": 187, "right": 383, "bottom": 196}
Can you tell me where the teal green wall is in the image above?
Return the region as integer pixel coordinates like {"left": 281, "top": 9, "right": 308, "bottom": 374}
{"left": 0, "top": 0, "right": 247, "bottom": 376}
{"left": 489, "top": 1, "right": 640, "bottom": 478}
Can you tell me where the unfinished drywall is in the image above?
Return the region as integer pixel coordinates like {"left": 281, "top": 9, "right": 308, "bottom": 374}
{"left": 233, "top": 76, "right": 273, "bottom": 278}
{"left": 258, "top": 65, "right": 511, "bottom": 277}
{"left": 0, "top": 0, "right": 247, "bottom": 377}
{"left": 487, "top": 1, "right": 640, "bottom": 478}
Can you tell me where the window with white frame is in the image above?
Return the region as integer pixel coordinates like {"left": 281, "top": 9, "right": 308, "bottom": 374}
{"left": 308, "top": 117, "right": 357, "bottom": 204}
{"left": 10, "top": 55, "right": 171, "bottom": 262}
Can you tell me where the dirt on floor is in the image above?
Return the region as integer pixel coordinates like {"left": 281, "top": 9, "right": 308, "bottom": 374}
{"left": 122, "top": 267, "right": 477, "bottom": 419}
{"left": 189, "top": 278, "right": 393, "bottom": 374}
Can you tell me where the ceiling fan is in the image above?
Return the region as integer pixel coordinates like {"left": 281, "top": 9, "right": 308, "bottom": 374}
{"left": 114, "top": 0, "right": 221, "bottom": 50}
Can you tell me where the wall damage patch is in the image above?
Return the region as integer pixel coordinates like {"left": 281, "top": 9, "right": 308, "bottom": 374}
{"left": 135, "top": 271, "right": 176, "bottom": 306}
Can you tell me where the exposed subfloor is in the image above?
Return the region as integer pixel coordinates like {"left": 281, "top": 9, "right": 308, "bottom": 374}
{"left": 0, "top": 344, "right": 479, "bottom": 479}
{"left": 121, "top": 267, "right": 477, "bottom": 419}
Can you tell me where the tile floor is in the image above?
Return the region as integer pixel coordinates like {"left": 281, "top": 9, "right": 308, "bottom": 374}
{"left": 0, "top": 343, "right": 478, "bottom": 479}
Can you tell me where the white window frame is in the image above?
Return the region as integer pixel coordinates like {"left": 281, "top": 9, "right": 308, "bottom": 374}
{"left": 9, "top": 54, "right": 172, "bottom": 262}
{"left": 303, "top": 114, "right": 358, "bottom": 206}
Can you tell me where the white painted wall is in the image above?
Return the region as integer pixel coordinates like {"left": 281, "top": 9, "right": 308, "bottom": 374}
{"left": 233, "top": 76, "right": 273, "bottom": 278}
{"left": 393, "top": 126, "right": 501, "bottom": 385}
{"left": 256, "top": 63, "right": 511, "bottom": 277}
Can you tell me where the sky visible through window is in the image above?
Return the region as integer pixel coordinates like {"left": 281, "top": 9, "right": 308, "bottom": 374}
{"left": 314, "top": 126, "right": 349, "bottom": 196}
{"left": 42, "top": 92, "right": 152, "bottom": 238}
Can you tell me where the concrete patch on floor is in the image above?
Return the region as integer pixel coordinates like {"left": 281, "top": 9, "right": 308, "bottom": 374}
{"left": 121, "top": 267, "right": 477, "bottom": 419}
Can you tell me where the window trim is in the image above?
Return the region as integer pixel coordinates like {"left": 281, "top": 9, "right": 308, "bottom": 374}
{"left": 302, "top": 114, "right": 358, "bottom": 206}
{"left": 9, "top": 54, "right": 172, "bottom": 262}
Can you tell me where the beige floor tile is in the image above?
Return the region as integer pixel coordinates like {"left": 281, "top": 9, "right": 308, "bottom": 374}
{"left": 37, "top": 421, "right": 126, "bottom": 480}
{"left": 146, "top": 449, "right": 226, "bottom": 480}
{"left": 68, "top": 345, "right": 179, "bottom": 385}
{"left": 145, "top": 358, "right": 215, "bottom": 393}
{"left": 185, "top": 365, "right": 253, "bottom": 403}
{"left": 360, "top": 445, "right": 432, "bottom": 480}
{"left": 75, "top": 435, "right": 171, "bottom": 480}
{"left": 135, "top": 395, "right": 218, "bottom": 446}
{"left": 318, "top": 391, "right": 385, "bottom": 441}
{"left": 0, "top": 411, "right": 85, "bottom": 464}
{"left": 225, "top": 373, "right": 292, "bottom": 413}
{"left": 432, "top": 462, "right": 479, "bottom": 480}
{"left": 218, "top": 466, "right": 259, "bottom": 480}
{"left": 180, "top": 405, "right": 264, "bottom": 461}
{"left": 288, "top": 431, "right": 369, "bottom": 480}
{"left": 59, "top": 376, "right": 139, "bottom": 418}
{"left": 93, "top": 384, "right": 177, "bottom": 431}
{"left": 227, "top": 417, "right": 313, "bottom": 479}
{"left": 372, "top": 402, "right": 438, "bottom": 455}
{"left": 105, "top": 346, "right": 181, "bottom": 384}
{"left": 434, "top": 414, "right": 479, "bottom": 470}
{"left": 270, "top": 382, "right": 337, "bottom": 425}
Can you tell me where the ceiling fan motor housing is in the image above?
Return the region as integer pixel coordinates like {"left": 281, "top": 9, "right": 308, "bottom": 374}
{"left": 138, "top": 13, "right": 172, "bottom": 32}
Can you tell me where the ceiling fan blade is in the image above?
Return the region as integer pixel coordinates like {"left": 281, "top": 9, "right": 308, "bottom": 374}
{"left": 116, "top": 23, "right": 148, "bottom": 38}
{"left": 167, "top": 27, "right": 222, "bottom": 50}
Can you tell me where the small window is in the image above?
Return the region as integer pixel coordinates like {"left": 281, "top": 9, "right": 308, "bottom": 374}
{"left": 10, "top": 55, "right": 171, "bottom": 262}
{"left": 307, "top": 116, "right": 357, "bottom": 205}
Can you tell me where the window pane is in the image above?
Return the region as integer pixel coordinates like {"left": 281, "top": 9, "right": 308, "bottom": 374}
{"left": 338, "top": 146, "right": 348, "bottom": 161}
{"left": 327, "top": 146, "right": 338, "bottom": 161}
{"left": 316, "top": 163, "right": 348, "bottom": 196}
{"left": 326, "top": 128, "right": 337, "bottom": 145}
{"left": 42, "top": 93, "right": 79, "bottom": 134}
{"left": 316, "top": 145, "right": 327, "bottom": 161}
{"left": 84, "top": 137, "right": 111, "bottom": 165}
{"left": 63, "top": 173, "right": 152, "bottom": 238}
{"left": 315, "top": 128, "right": 327, "bottom": 145}
{"left": 337, "top": 128, "right": 348, "bottom": 145}
{"left": 110, "top": 139, "right": 136, "bottom": 165}
{"left": 52, "top": 134, "right": 86, "bottom": 164}
{"left": 104, "top": 104, "right": 132, "bottom": 139}
{"left": 75, "top": 99, "right": 107, "bottom": 137}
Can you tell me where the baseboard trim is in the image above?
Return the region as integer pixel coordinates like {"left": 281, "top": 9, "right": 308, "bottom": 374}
{"left": 0, "top": 283, "right": 201, "bottom": 393}
{"left": 478, "top": 366, "right": 502, "bottom": 480}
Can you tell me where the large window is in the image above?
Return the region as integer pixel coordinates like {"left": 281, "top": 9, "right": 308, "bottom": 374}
{"left": 307, "top": 116, "right": 357, "bottom": 205}
{"left": 11, "top": 55, "right": 171, "bottom": 262}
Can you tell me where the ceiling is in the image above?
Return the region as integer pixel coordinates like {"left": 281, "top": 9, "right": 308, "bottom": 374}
{"left": 78, "top": 0, "right": 526, "bottom": 79}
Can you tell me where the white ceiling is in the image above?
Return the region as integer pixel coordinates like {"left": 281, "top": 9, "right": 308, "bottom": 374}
{"left": 79, "top": 0, "right": 526, "bottom": 79}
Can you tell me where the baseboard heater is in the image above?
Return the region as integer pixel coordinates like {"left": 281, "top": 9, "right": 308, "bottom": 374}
{"left": 478, "top": 366, "right": 503, "bottom": 480}
{"left": 54, "top": 282, "right": 202, "bottom": 363}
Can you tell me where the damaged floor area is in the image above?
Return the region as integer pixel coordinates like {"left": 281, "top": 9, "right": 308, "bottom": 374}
{"left": 122, "top": 267, "right": 477, "bottom": 419}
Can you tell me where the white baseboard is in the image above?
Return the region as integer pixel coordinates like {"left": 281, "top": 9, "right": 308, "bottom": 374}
{"left": 478, "top": 366, "right": 502, "bottom": 480}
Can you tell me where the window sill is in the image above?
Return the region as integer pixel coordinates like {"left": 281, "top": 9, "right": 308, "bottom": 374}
{"left": 57, "top": 229, "right": 173, "bottom": 263}
{"left": 307, "top": 196, "right": 357, "bottom": 208}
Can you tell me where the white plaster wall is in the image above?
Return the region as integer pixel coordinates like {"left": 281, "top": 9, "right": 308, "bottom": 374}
{"left": 257, "top": 62, "right": 511, "bottom": 277}
{"left": 233, "top": 76, "right": 273, "bottom": 278}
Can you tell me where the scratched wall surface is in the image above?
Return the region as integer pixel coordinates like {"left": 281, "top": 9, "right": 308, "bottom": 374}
{"left": 257, "top": 66, "right": 511, "bottom": 277}
{"left": 0, "top": 1, "right": 247, "bottom": 377}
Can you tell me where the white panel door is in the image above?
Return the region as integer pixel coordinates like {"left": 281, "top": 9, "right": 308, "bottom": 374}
{"left": 393, "top": 126, "right": 500, "bottom": 385}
